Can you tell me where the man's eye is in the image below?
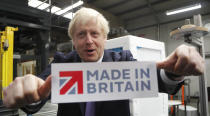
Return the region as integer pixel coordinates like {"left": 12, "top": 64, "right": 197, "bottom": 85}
{"left": 91, "top": 32, "right": 99, "bottom": 36}
{"left": 79, "top": 32, "right": 85, "bottom": 36}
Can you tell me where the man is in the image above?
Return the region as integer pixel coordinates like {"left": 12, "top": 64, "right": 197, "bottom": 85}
{"left": 3, "top": 7, "right": 204, "bottom": 116}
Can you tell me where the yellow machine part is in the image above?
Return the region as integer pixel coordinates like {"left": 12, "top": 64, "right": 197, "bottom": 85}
{"left": 0, "top": 27, "right": 18, "bottom": 99}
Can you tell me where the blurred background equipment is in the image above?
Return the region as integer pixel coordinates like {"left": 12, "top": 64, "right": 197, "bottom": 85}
{"left": 0, "top": 26, "right": 18, "bottom": 99}
{"left": 0, "top": 26, "right": 18, "bottom": 116}
{"left": 170, "top": 14, "right": 209, "bottom": 116}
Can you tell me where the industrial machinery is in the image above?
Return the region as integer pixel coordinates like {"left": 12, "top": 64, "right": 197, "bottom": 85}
{"left": 0, "top": 26, "right": 18, "bottom": 99}
{"left": 170, "top": 14, "right": 209, "bottom": 116}
{"left": 0, "top": 0, "right": 51, "bottom": 115}
{"left": 0, "top": 0, "right": 51, "bottom": 75}
{"left": 0, "top": 26, "right": 18, "bottom": 116}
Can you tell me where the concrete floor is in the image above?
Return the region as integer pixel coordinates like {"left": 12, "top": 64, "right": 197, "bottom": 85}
{"left": 168, "top": 98, "right": 210, "bottom": 116}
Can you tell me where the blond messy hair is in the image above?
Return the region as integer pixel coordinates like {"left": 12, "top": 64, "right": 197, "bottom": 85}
{"left": 68, "top": 7, "right": 109, "bottom": 39}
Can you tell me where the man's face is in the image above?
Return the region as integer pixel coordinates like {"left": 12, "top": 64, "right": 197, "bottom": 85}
{"left": 72, "top": 19, "right": 106, "bottom": 62}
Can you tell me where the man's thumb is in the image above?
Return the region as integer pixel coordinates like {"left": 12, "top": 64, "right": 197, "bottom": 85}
{"left": 38, "top": 75, "right": 51, "bottom": 99}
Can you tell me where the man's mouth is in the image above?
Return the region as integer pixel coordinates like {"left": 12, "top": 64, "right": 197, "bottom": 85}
{"left": 86, "top": 49, "right": 95, "bottom": 55}
{"left": 87, "top": 50, "right": 94, "bottom": 52}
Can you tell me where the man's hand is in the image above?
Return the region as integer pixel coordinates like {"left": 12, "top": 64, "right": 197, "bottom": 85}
{"left": 157, "top": 44, "right": 204, "bottom": 76}
{"left": 3, "top": 74, "right": 51, "bottom": 108}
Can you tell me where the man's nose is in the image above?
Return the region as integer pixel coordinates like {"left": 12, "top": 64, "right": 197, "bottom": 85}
{"left": 86, "top": 33, "right": 93, "bottom": 44}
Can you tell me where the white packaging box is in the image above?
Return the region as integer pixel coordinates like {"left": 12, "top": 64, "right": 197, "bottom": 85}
{"left": 105, "top": 35, "right": 168, "bottom": 116}
{"left": 105, "top": 35, "right": 165, "bottom": 62}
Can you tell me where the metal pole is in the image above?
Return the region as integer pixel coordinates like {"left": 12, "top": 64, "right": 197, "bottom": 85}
{"left": 193, "top": 14, "right": 209, "bottom": 116}
{"left": 49, "top": 0, "right": 52, "bottom": 43}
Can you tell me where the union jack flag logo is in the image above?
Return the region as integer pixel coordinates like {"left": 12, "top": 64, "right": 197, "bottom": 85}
{"left": 59, "top": 71, "right": 83, "bottom": 95}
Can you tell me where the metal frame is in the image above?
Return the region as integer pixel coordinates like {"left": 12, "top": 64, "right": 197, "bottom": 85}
{"left": 193, "top": 14, "right": 209, "bottom": 116}
{"left": 179, "top": 14, "right": 209, "bottom": 116}
{"left": 0, "top": 26, "right": 18, "bottom": 99}
{"left": 127, "top": 12, "right": 210, "bottom": 32}
{"left": 0, "top": 0, "right": 51, "bottom": 74}
{"left": 102, "top": 0, "right": 131, "bottom": 10}
{"left": 115, "top": 0, "right": 170, "bottom": 16}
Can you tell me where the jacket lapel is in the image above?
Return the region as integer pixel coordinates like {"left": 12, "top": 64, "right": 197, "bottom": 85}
{"left": 79, "top": 103, "right": 86, "bottom": 116}
{"left": 102, "top": 50, "right": 113, "bottom": 62}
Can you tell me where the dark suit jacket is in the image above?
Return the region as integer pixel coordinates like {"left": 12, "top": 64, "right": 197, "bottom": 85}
{"left": 22, "top": 50, "right": 183, "bottom": 116}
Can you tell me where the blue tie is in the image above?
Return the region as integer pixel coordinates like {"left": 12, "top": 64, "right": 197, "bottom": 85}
{"left": 85, "top": 102, "right": 95, "bottom": 116}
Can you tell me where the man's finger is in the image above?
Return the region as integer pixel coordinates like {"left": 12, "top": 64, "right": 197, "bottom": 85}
{"left": 156, "top": 61, "right": 166, "bottom": 69}
{"left": 38, "top": 75, "right": 51, "bottom": 99}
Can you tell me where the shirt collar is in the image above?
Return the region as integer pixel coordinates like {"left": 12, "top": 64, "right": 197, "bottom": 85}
{"left": 97, "top": 52, "right": 104, "bottom": 63}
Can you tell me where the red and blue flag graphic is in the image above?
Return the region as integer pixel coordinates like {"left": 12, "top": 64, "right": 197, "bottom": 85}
{"left": 59, "top": 71, "right": 83, "bottom": 95}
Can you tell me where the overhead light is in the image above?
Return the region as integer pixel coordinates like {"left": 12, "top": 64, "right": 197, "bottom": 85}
{"left": 47, "top": 6, "right": 61, "bottom": 13}
{"left": 55, "top": 1, "right": 83, "bottom": 15}
{"left": 63, "top": 12, "right": 75, "bottom": 19}
{"left": 28, "top": 0, "right": 77, "bottom": 19}
{"left": 38, "top": 3, "right": 50, "bottom": 10}
{"left": 28, "top": 0, "right": 43, "bottom": 7}
{"left": 166, "top": 3, "right": 201, "bottom": 15}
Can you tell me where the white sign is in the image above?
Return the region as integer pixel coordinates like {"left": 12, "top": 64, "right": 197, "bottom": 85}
{"left": 51, "top": 61, "right": 158, "bottom": 103}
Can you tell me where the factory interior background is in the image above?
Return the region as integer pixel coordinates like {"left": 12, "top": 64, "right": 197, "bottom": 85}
{"left": 0, "top": 0, "right": 210, "bottom": 116}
